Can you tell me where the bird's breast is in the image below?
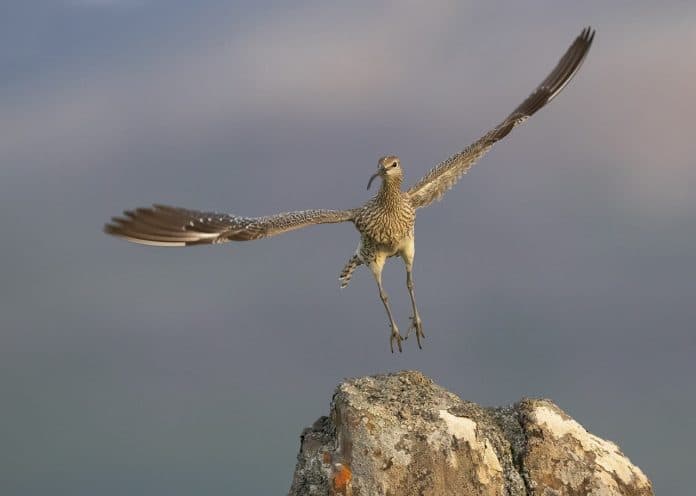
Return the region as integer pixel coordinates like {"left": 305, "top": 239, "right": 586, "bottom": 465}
{"left": 355, "top": 199, "right": 415, "bottom": 248}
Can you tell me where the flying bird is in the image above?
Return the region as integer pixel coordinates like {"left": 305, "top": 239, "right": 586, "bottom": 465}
{"left": 105, "top": 27, "right": 595, "bottom": 352}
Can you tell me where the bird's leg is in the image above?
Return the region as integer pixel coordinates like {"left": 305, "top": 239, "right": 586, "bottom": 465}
{"left": 375, "top": 278, "right": 403, "bottom": 353}
{"left": 404, "top": 266, "right": 425, "bottom": 349}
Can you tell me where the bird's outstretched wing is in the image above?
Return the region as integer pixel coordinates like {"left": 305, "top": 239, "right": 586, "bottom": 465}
{"left": 407, "top": 27, "right": 595, "bottom": 210}
{"left": 104, "top": 204, "right": 355, "bottom": 246}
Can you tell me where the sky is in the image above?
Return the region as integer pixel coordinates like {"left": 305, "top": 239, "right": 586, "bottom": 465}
{"left": 1, "top": 1, "right": 695, "bottom": 494}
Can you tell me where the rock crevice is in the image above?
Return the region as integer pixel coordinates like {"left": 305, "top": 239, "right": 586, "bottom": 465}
{"left": 288, "top": 371, "right": 652, "bottom": 496}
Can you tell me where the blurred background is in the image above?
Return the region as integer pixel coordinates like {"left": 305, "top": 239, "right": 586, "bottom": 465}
{"left": 2, "top": 1, "right": 695, "bottom": 494}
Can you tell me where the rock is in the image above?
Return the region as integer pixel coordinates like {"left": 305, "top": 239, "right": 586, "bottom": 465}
{"left": 288, "top": 371, "right": 652, "bottom": 496}
{"left": 517, "top": 401, "right": 652, "bottom": 495}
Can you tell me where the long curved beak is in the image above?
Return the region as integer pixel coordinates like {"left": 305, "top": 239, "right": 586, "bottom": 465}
{"left": 366, "top": 172, "right": 380, "bottom": 190}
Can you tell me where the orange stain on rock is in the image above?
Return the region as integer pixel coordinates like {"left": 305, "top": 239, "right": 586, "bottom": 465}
{"left": 332, "top": 464, "right": 352, "bottom": 494}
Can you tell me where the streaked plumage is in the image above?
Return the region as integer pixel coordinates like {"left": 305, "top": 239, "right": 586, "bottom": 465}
{"left": 105, "top": 28, "right": 595, "bottom": 352}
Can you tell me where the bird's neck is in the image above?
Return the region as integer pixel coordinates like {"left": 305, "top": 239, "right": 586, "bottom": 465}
{"left": 377, "top": 176, "right": 403, "bottom": 206}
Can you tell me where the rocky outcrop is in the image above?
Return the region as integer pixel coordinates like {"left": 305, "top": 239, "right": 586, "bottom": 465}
{"left": 288, "top": 371, "right": 652, "bottom": 496}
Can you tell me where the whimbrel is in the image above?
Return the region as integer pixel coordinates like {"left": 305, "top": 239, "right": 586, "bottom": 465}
{"left": 105, "top": 28, "right": 595, "bottom": 352}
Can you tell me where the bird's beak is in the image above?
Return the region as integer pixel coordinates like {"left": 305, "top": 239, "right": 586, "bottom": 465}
{"left": 366, "top": 171, "right": 380, "bottom": 190}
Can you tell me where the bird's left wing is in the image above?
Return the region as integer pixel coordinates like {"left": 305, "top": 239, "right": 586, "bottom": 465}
{"left": 104, "top": 204, "right": 355, "bottom": 246}
{"left": 407, "top": 27, "right": 595, "bottom": 210}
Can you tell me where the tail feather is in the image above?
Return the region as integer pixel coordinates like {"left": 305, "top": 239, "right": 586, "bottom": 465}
{"left": 339, "top": 255, "right": 362, "bottom": 288}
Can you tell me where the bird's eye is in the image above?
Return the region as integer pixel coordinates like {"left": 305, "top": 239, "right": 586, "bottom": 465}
{"left": 391, "top": 162, "right": 398, "bottom": 168}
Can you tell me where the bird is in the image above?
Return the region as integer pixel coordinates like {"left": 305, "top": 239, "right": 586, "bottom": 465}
{"left": 105, "top": 27, "right": 595, "bottom": 353}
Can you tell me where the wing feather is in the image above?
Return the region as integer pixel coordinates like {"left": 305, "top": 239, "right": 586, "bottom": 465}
{"left": 407, "top": 27, "right": 595, "bottom": 209}
{"left": 104, "top": 204, "right": 355, "bottom": 246}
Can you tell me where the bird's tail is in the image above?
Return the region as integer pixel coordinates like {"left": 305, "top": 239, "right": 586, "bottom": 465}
{"left": 339, "top": 255, "right": 362, "bottom": 288}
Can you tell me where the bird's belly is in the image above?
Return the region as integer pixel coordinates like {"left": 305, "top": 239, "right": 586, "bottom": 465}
{"left": 358, "top": 231, "right": 413, "bottom": 264}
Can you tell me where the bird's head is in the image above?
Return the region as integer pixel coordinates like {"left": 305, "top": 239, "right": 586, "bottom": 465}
{"left": 367, "top": 155, "right": 402, "bottom": 190}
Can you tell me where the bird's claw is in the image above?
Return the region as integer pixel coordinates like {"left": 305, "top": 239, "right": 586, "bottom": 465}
{"left": 404, "top": 316, "right": 425, "bottom": 349}
{"left": 390, "top": 326, "right": 403, "bottom": 353}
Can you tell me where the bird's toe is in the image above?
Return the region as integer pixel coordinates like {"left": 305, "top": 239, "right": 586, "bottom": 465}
{"left": 390, "top": 327, "right": 403, "bottom": 353}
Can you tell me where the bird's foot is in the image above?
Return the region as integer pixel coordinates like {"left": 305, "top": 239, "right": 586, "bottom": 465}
{"left": 390, "top": 326, "right": 403, "bottom": 353}
{"left": 405, "top": 316, "right": 425, "bottom": 349}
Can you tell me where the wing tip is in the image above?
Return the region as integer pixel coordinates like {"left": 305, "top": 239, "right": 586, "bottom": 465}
{"left": 528, "top": 25, "right": 597, "bottom": 113}
{"left": 581, "top": 26, "right": 596, "bottom": 44}
{"left": 104, "top": 204, "right": 235, "bottom": 246}
{"left": 103, "top": 222, "right": 190, "bottom": 247}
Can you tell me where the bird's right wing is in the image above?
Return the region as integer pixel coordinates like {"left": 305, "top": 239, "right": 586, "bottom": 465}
{"left": 104, "top": 204, "right": 355, "bottom": 246}
{"left": 407, "top": 27, "right": 595, "bottom": 210}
